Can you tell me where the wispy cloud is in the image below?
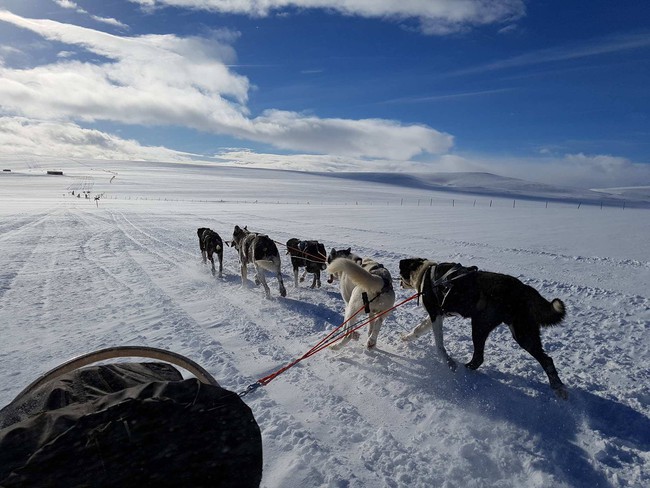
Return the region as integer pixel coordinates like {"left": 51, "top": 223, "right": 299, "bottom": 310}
{"left": 53, "top": 0, "right": 129, "bottom": 29}
{"left": 382, "top": 87, "right": 516, "bottom": 105}
{"left": 0, "top": 10, "right": 452, "bottom": 160}
{"left": 448, "top": 32, "right": 650, "bottom": 77}
{"left": 127, "top": 0, "right": 525, "bottom": 35}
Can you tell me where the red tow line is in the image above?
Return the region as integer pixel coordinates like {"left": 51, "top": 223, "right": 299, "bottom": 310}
{"left": 239, "top": 291, "right": 421, "bottom": 397}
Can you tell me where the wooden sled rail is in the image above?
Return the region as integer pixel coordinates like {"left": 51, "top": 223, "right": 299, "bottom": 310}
{"left": 14, "top": 346, "right": 219, "bottom": 401}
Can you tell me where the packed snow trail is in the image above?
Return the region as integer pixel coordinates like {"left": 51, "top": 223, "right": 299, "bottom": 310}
{"left": 1, "top": 165, "right": 648, "bottom": 487}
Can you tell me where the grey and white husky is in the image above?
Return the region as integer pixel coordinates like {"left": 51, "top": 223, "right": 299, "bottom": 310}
{"left": 231, "top": 225, "right": 286, "bottom": 299}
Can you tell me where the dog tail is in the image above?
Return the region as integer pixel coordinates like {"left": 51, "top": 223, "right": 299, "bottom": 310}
{"left": 535, "top": 298, "right": 566, "bottom": 326}
{"left": 327, "top": 258, "right": 385, "bottom": 293}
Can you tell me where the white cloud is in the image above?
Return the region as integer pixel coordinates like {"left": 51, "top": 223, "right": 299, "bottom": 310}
{"left": 0, "top": 116, "right": 196, "bottom": 161}
{"left": 90, "top": 15, "right": 129, "bottom": 30}
{"left": 247, "top": 110, "right": 452, "bottom": 159}
{"left": 0, "top": 10, "right": 451, "bottom": 160}
{"left": 127, "top": 0, "right": 525, "bottom": 35}
{"left": 53, "top": 0, "right": 82, "bottom": 11}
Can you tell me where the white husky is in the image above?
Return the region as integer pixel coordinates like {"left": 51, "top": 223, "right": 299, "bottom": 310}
{"left": 327, "top": 257, "right": 396, "bottom": 350}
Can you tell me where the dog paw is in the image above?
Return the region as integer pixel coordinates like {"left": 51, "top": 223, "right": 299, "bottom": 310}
{"left": 553, "top": 385, "right": 569, "bottom": 400}
{"left": 447, "top": 359, "right": 457, "bottom": 372}
{"left": 465, "top": 361, "right": 480, "bottom": 370}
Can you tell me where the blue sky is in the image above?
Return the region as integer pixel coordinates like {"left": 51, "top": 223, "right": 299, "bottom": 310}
{"left": 0, "top": 0, "right": 649, "bottom": 188}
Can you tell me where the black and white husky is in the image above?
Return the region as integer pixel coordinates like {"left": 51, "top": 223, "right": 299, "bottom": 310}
{"left": 286, "top": 238, "right": 327, "bottom": 288}
{"left": 399, "top": 258, "right": 568, "bottom": 399}
{"left": 231, "top": 225, "right": 286, "bottom": 299}
{"left": 327, "top": 255, "right": 395, "bottom": 350}
{"left": 197, "top": 227, "right": 224, "bottom": 277}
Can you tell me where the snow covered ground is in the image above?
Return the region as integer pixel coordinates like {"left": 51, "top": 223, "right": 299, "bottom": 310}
{"left": 1, "top": 159, "right": 648, "bottom": 487}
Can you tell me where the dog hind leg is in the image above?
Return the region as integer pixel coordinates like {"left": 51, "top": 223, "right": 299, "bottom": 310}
{"left": 330, "top": 306, "right": 360, "bottom": 350}
{"left": 330, "top": 326, "right": 354, "bottom": 350}
{"left": 465, "top": 317, "right": 499, "bottom": 370}
{"left": 511, "top": 322, "right": 568, "bottom": 399}
{"left": 255, "top": 265, "right": 271, "bottom": 299}
{"left": 240, "top": 262, "right": 249, "bottom": 287}
{"left": 366, "top": 315, "right": 385, "bottom": 349}
{"left": 277, "top": 268, "right": 287, "bottom": 297}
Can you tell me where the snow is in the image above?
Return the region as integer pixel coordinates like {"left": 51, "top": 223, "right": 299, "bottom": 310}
{"left": 1, "top": 159, "right": 649, "bottom": 487}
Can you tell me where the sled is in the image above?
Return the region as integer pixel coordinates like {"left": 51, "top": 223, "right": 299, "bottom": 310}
{"left": 0, "top": 346, "right": 262, "bottom": 487}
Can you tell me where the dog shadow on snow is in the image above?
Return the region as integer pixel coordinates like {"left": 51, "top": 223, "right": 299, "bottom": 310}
{"left": 277, "top": 293, "right": 343, "bottom": 333}
{"left": 339, "top": 344, "right": 648, "bottom": 488}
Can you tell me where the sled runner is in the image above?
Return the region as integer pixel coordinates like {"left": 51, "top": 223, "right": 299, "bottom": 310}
{"left": 0, "top": 346, "right": 263, "bottom": 487}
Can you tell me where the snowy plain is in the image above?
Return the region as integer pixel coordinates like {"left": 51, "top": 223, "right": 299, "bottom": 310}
{"left": 0, "top": 159, "right": 649, "bottom": 487}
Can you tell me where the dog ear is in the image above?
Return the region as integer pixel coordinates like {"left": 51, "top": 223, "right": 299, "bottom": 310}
{"left": 345, "top": 248, "right": 351, "bottom": 253}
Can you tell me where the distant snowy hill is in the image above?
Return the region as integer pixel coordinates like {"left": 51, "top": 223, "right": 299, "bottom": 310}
{"left": 312, "top": 171, "right": 650, "bottom": 208}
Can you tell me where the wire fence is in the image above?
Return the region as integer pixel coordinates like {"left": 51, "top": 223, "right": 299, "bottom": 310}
{"left": 83, "top": 193, "right": 635, "bottom": 210}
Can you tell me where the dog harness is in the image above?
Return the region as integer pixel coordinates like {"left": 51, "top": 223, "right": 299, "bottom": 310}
{"left": 361, "top": 262, "right": 393, "bottom": 313}
{"left": 419, "top": 263, "right": 478, "bottom": 313}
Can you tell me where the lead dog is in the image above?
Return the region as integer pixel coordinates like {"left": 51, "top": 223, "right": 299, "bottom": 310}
{"left": 399, "top": 258, "right": 568, "bottom": 399}
{"left": 327, "top": 255, "right": 395, "bottom": 350}
{"left": 231, "top": 225, "right": 286, "bottom": 299}
{"left": 197, "top": 227, "right": 224, "bottom": 277}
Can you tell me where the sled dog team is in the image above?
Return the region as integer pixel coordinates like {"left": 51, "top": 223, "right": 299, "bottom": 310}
{"left": 198, "top": 226, "right": 569, "bottom": 399}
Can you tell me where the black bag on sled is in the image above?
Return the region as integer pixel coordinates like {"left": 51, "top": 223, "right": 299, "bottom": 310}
{"left": 0, "top": 350, "right": 262, "bottom": 488}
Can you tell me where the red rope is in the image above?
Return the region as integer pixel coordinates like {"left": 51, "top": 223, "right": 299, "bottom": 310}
{"left": 254, "top": 292, "right": 421, "bottom": 388}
